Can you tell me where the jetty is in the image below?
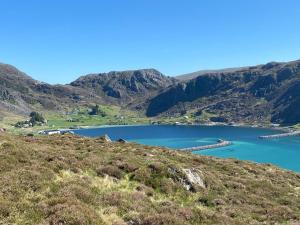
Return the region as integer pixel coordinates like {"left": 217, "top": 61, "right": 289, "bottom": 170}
{"left": 259, "top": 131, "right": 300, "bottom": 139}
{"left": 180, "top": 139, "right": 232, "bottom": 152}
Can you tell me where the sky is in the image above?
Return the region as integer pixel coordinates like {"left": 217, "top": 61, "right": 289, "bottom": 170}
{"left": 0, "top": 0, "right": 300, "bottom": 84}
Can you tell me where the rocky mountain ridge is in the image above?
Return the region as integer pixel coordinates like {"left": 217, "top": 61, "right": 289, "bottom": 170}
{"left": 1, "top": 60, "right": 300, "bottom": 124}
{"left": 0, "top": 65, "right": 175, "bottom": 116}
{"left": 147, "top": 60, "right": 300, "bottom": 124}
{"left": 70, "top": 69, "right": 177, "bottom": 108}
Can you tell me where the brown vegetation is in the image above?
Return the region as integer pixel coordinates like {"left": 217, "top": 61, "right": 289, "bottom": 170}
{"left": 0, "top": 133, "right": 300, "bottom": 224}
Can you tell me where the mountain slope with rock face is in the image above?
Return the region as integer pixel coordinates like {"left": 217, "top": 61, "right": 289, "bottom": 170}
{"left": 0, "top": 63, "right": 103, "bottom": 115}
{"left": 147, "top": 60, "right": 300, "bottom": 124}
{"left": 70, "top": 69, "right": 177, "bottom": 108}
{"left": 0, "top": 64, "right": 176, "bottom": 117}
{"left": 2, "top": 60, "right": 300, "bottom": 125}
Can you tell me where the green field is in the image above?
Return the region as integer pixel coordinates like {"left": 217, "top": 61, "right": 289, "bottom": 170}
{"left": 0, "top": 105, "right": 151, "bottom": 134}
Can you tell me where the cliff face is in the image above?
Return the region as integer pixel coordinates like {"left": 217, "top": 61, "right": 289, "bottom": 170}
{"left": 146, "top": 60, "right": 300, "bottom": 124}
{"left": 70, "top": 69, "right": 177, "bottom": 107}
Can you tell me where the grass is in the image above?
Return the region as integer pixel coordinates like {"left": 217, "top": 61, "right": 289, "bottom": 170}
{"left": 0, "top": 105, "right": 151, "bottom": 134}
{"left": 0, "top": 133, "right": 300, "bottom": 224}
{"left": 45, "top": 105, "right": 149, "bottom": 128}
{"left": 292, "top": 124, "right": 300, "bottom": 130}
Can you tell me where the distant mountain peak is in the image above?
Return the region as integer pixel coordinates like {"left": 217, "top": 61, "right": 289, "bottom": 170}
{"left": 0, "top": 63, "right": 33, "bottom": 80}
{"left": 70, "top": 68, "right": 177, "bottom": 106}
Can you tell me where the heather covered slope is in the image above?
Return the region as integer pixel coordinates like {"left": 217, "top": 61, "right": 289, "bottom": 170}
{"left": 0, "top": 133, "right": 300, "bottom": 225}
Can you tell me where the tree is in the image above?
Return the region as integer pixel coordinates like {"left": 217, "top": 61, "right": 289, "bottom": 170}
{"left": 89, "top": 105, "right": 107, "bottom": 117}
{"left": 29, "top": 112, "right": 46, "bottom": 125}
{"left": 14, "top": 111, "right": 46, "bottom": 128}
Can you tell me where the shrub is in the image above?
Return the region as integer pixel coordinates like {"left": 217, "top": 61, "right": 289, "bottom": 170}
{"left": 96, "top": 165, "right": 124, "bottom": 179}
{"left": 0, "top": 199, "right": 11, "bottom": 218}
{"left": 89, "top": 105, "right": 107, "bottom": 117}
{"left": 140, "top": 213, "right": 188, "bottom": 225}
{"left": 29, "top": 111, "right": 46, "bottom": 125}
{"left": 45, "top": 199, "right": 103, "bottom": 225}
{"left": 116, "top": 161, "right": 139, "bottom": 173}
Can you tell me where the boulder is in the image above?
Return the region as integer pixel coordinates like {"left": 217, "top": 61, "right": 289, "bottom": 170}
{"left": 168, "top": 167, "right": 206, "bottom": 192}
{"left": 116, "top": 138, "right": 127, "bottom": 143}
{"left": 102, "top": 134, "right": 112, "bottom": 142}
{"left": 182, "top": 168, "right": 206, "bottom": 190}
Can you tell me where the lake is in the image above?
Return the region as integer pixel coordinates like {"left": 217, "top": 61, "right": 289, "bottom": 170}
{"left": 74, "top": 125, "right": 300, "bottom": 172}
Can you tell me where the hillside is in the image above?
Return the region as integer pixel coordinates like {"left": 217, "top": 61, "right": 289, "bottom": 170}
{"left": 176, "top": 66, "right": 251, "bottom": 81}
{"left": 0, "top": 64, "right": 175, "bottom": 119}
{"left": 0, "top": 63, "right": 104, "bottom": 116}
{"left": 0, "top": 133, "right": 300, "bottom": 225}
{"left": 70, "top": 69, "right": 176, "bottom": 108}
{"left": 2, "top": 60, "right": 300, "bottom": 126}
{"left": 147, "top": 60, "right": 300, "bottom": 124}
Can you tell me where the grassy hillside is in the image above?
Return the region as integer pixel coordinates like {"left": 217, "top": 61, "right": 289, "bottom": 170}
{"left": 0, "top": 133, "right": 300, "bottom": 225}
{"left": 0, "top": 105, "right": 150, "bottom": 134}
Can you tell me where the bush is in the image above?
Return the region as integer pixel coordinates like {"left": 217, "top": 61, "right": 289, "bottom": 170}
{"left": 29, "top": 111, "right": 46, "bottom": 124}
{"left": 96, "top": 165, "right": 124, "bottom": 179}
{"left": 89, "top": 105, "right": 107, "bottom": 117}
{"left": 0, "top": 199, "right": 11, "bottom": 218}
{"left": 14, "top": 111, "right": 46, "bottom": 128}
{"left": 141, "top": 213, "right": 188, "bottom": 225}
{"left": 45, "top": 199, "right": 103, "bottom": 225}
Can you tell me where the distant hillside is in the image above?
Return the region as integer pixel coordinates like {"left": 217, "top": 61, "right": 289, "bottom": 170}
{"left": 2, "top": 60, "right": 300, "bottom": 125}
{"left": 176, "top": 66, "right": 250, "bottom": 81}
{"left": 70, "top": 69, "right": 177, "bottom": 108}
{"left": 147, "top": 60, "right": 300, "bottom": 124}
{"left": 0, "top": 64, "right": 175, "bottom": 116}
{"left": 0, "top": 63, "right": 105, "bottom": 116}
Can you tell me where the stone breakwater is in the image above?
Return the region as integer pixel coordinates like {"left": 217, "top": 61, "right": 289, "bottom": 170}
{"left": 259, "top": 131, "right": 300, "bottom": 139}
{"left": 179, "top": 139, "right": 232, "bottom": 152}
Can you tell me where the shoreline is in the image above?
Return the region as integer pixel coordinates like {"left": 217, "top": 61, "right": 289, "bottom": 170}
{"left": 39, "top": 121, "right": 295, "bottom": 135}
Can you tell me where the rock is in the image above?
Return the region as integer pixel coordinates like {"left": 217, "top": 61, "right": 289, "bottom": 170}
{"left": 168, "top": 167, "right": 205, "bottom": 192}
{"left": 0, "top": 128, "right": 6, "bottom": 133}
{"left": 116, "top": 138, "right": 128, "bottom": 143}
{"left": 182, "top": 168, "right": 206, "bottom": 190}
{"left": 102, "top": 134, "right": 112, "bottom": 142}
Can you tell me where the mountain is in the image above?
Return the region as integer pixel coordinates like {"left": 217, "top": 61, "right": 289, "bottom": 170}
{"left": 0, "top": 63, "right": 103, "bottom": 115}
{"left": 0, "top": 64, "right": 175, "bottom": 116}
{"left": 70, "top": 69, "right": 177, "bottom": 108}
{"left": 176, "top": 66, "right": 250, "bottom": 81}
{"left": 2, "top": 60, "right": 300, "bottom": 125}
{"left": 146, "top": 60, "right": 300, "bottom": 124}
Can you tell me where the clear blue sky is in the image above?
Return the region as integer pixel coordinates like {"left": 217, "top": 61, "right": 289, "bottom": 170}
{"left": 0, "top": 0, "right": 300, "bottom": 84}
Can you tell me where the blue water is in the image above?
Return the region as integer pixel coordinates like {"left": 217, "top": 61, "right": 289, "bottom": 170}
{"left": 74, "top": 125, "right": 300, "bottom": 172}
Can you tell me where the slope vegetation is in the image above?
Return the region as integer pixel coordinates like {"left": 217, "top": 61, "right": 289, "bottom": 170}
{"left": 0, "top": 133, "right": 300, "bottom": 224}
